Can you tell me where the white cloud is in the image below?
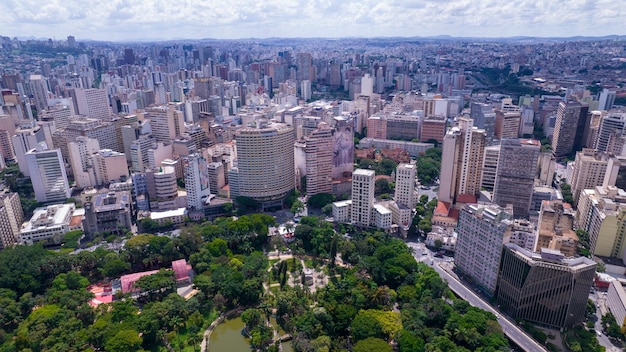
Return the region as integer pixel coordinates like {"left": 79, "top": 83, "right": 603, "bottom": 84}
{"left": 0, "top": 0, "right": 624, "bottom": 41}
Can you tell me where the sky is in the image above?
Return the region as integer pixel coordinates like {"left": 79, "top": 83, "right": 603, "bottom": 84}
{"left": 0, "top": 0, "right": 625, "bottom": 42}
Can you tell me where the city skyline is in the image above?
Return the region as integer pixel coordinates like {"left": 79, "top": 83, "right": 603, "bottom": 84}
{"left": 1, "top": 0, "right": 625, "bottom": 42}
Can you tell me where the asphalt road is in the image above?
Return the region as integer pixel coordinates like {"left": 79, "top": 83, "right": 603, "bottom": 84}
{"left": 590, "top": 291, "right": 622, "bottom": 351}
{"left": 407, "top": 241, "right": 547, "bottom": 352}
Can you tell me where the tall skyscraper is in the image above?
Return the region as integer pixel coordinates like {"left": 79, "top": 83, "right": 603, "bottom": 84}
{"left": 493, "top": 139, "right": 540, "bottom": 218}
{"left": 395, "top": 163, "right": 416, "bottom": 209}
{"left": 231, "top": 121, "right": 295, "bottom": 209}
{"left": 598, "top": 88, "right": 616, "bottom": 111}
{"left": 12, "top": 122, "right": 46, "bottom": 176}
{"left": 471, "top": 102, "right": 496, "bottom": 145}
{"left": 68, "top": 136, "right": 100, "bottom": 188}
{"left": 26, "top": 143, "right": 70, "bottom": 203}
{"left": 351, "top": 169, "right": 375, "bottom": 227}
{"left": 331, "top": 117, "right": 354, "bottom": 180}
{"left": 495, "top": 243, "right": 596, "bottom": 329}
{"left": 595, "top": 112, "right": 626, "bottom": 153}
{"left": 551, "top": 101, "right": 589, "bottom": 158}
{"left": 184, "top": 153, "right": 211, "bottom": 210}
{"left": 454, "top": 203, "right": 513, "bottom": 295}
{"left": 438, "top": 117, "right": 486, "bottom": 204}
{"left": 480, "top": 145, "right": 500, "bottom": 192}
{"left": 72, "top": 88, "right": 113, "bottom": 121}
{"left": 147, "top": 105, "right": 185, "bottom": 143}
{"left": 304, "top": 122, "right": 333, "bottom": 196}
{"left": 0, "top": 193, "right": 23, "bottom": 249}
{"left": 569, "top": 149, "right": 620, "bottom": 205}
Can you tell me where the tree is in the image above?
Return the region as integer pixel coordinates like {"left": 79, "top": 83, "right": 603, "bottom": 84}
{"left": 375, "top": 178, "right": 392, "bottom": 195}
{"left": 291, "top": 199, "right": 305, "bottom": 215}
{"left": 104, "top": 329, "right": 142, "bottom": 352}
{"left": 134, "top": 269, "right": 176, "bottom": 301}
{"left": 308, "top": 193, "right": 335, "bottom": 208}
{"left": 353, "top": 337, "right": 392, "bottom": 352}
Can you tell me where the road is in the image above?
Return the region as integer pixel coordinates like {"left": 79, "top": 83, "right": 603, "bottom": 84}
{"left": 407, "top": 241, "right": 547, "bottom": 352}
{"left": 590, "top": 290, "right": 622, "bottom": 351}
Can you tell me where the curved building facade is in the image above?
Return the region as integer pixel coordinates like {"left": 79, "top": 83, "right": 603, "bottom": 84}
{"left": 233, "top": 122, "right": 295, "bottom": 207}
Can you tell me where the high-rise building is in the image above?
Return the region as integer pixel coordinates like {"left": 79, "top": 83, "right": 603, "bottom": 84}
{"left": 395, "top": 163, "right": 416, "bottom": 209}
{"left": 68, "top": 136, "right": 100, "bottom": 188}
{"left": 570, "top": 149, "right": 620, "bottom": 204}
{"left": 598, "top": 89, "right": 617, "bottom": 111}
{"left": 576, "top": 186, "right": 626, "bottom": 259}
{"left": 551, "top": 101, "right": 589, "bottom": 158}
{"left": 0, "top": 193, "right": 23, "bottom": 249}
{"left": 304, "top": 122, "right": 333, "bottom": 196}
{"left": 595, "top": 112, "right": 626, "bottom": 153}
{"left": 438, "top": 117, "right": 486, "bottom": 204}
{"left": 496, "top": 244, "right": 596, "bottom": 329}
{"left": 26, "top": 143, "right": 70, "bottom": 203}
{"left": 184, "top": 153, "right": 211, "bottom": 210}
{"left": 454, "top": 203, "right": 513, "bottom": 295}
{"left": 231, "top": 121, "right": 295, "bottom": 209}
{"left": 146, "top": 166, "right": 179, "bottom": 211}
{"left": 493, "top": 139, "right": 540, "bottom": 218}
{"left": 494, "top": 110, "right": 521, "bottom": 140}
{"left": 480, "top": 145, "right": 500, "bottom": 192}
{"left": 147, "top": 105, "right": 185, "bottom": 143}
{"left": 331, "top": 116, "right": 354, "bottom": 180}
{"left": 29, "top": 75, "right": 49, "bottom": 112}
{"left": 470, "top": 102, "right": 496, "bottom": 145}
{"left": 12, "top": 122, "right": 46, "bottom": 176}
{"left": 92, "top": 149, "right": 128, "bottom": 186}
{"left": 351, "top": 169, "right": 375, "bottom": 227}
{"left": 72, "top": 88, "right": 112, "bottom": 121}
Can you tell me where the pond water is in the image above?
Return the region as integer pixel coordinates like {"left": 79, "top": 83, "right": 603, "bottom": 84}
{"left": 209, "top": 316, "right": 293, "bottom": 352}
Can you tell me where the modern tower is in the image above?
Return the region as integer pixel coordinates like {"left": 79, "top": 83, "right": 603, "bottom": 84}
{"left": 351, "top": 169, "right": 375, "bottom": 227}
{"left": 0, "top": 193, "right": 24, "bottom": 249}
{"left": 493, "top": 139, "right": 540, "bottom": 218}
{"left": 231, "top": 121, "right": 295, "bottom": 209}
{"left": 395, "top": 163, "right": 416, "bottom": 209}
{"left": 495, "top": 243, "right": 596, "bottom": 329}
{"left": 551, "top": 101, "right": 589, "bottom": 158}
{"left": 570, "top": 149, "right": 620, "bottom": 205}
{"left": 26, "top": 143, "right": 71, "bottom": 203}
{"left": 438, "top": 117, "right": 486, "bottom": 204}
{"left": 304, "top": 122, "right": 333, "bottom": 196}
{"left": 184, "top": 153, "right": 211, "bottom": 210}
{"left": 454, "top": 203, "right": 513, "bottom": 295}
{"left": 147, "top": 105, "right": 185, "bottom": 143}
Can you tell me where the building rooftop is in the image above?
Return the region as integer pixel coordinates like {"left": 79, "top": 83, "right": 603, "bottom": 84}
{"left": 93, "top": 191, "right": 130, "bottom": 212}
{"left": 150, "top": 207, "right": 187, "bottom": 220}
{"left": 21, "top": 204, "right": 74, "bottom": 232}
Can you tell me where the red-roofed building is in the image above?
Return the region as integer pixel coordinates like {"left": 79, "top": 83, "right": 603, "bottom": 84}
{"left": 120, "top": 270, "right": 159, "bottom": 293}
{"left": 172, "top": 259, "right": 190, "bottom": 283}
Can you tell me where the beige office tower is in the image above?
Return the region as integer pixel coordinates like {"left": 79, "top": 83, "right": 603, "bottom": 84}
{"left": 351, "top": 169, "right": 375, "bottom": 227}
{"left": 231, "top": 121, "right": 295, "bottom": 209}
{"left": 304, "top": 122, "right": 333, "bottom": 196}
{"left": 438, "top": 117, "right": 486, "bottom": 204}
{"left": 0, "top": 193, "right": 24, "bottom": 249}
{"left": 570, "top": 149, "right": 620, "bottom": 205}
{"left": 147, "top": 105, "right": 185, "bottom": 143}
{"left": 494, "top": 110, "right": 521, "bottom": 140}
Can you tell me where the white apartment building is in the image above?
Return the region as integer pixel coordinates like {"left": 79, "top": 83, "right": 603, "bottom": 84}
{"left": 26, "top": 143, "right": 70, "bottom": 203}
{"left": 351, "top": 169, "right": 375, "bottom": 227}
{"left": 454, "top": 203, "right": 513, "bottom": 295}
{"left": 20, "top": 204, "right": 75, "bottom": 245}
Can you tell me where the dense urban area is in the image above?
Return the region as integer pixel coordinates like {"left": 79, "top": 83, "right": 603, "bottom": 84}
{"left": 0, "top": 34, "right": 626, "bottom": 352}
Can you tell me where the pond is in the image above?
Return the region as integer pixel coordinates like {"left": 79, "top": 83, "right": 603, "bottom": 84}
{"left": 209, "top": 316, "right": 293, "bottom": 352}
